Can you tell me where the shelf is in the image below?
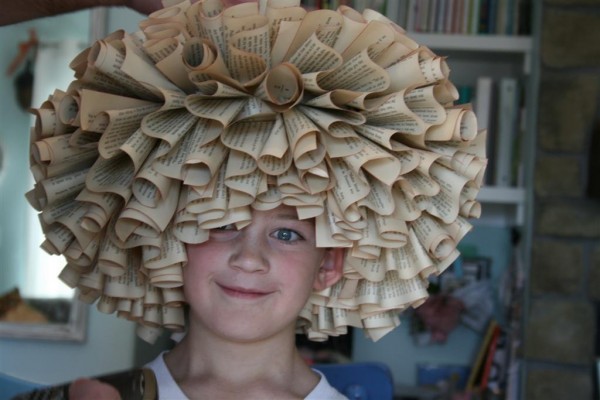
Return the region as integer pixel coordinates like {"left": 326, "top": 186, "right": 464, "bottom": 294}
{"left": 407, "top": 33, "right": 532, "bottom": 53}
{"left": 478, "top": 186, "right": 525, "bottom": 204}
{"left": 407, "top": 33, "right": 533, "bottom": 73}
{"left": 476, "top": 186, "right": 526, "bottom": 227}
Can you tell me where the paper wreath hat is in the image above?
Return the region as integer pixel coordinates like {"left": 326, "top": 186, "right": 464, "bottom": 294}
{"left": 26, "top": 0, "right": 486, "bottom": 343}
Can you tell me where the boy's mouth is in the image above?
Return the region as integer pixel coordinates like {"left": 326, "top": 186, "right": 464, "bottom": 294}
{"left": 218, "top": 284, "right": 271, "bottom": 299}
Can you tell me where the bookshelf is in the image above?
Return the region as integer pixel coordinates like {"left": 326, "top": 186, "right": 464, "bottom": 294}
{"left": 345, "top": 1, "right": 539, "bottom": 395}
{"left": 301, "top": 0, "right": 534, "bottom": 229}
{"left": 411, "top": 33, "right": 533, "bottom": 73}
{"left": 410, "top": 33, "right": 533, "bottom": 228}
{"left": 393, "top": 1, "right": 536, "bottom": 230}
{"left": 477, "top": 186, "right": 526, "bottom": 226}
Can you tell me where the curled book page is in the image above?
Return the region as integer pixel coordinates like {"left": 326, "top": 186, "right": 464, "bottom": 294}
{"left": 27, "top": 0, "right": 487, "bottom": 343}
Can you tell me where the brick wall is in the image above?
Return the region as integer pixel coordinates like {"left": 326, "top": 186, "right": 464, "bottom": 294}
{"left": 524, "top": 1, "right": 600, "bottom": 399}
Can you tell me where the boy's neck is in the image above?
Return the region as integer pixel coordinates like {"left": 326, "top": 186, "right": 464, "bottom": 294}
{"left": 164, "top": 326, "right": 318, "bottom": 398}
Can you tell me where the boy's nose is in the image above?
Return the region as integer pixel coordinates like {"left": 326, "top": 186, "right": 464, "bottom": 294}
{"left": 228, "top": 237, "right": 269, "bottom": 273}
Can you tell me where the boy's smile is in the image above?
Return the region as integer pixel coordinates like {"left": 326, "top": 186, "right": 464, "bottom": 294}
{"left": 216, "top": 283, "right": 274, "bottom": 300}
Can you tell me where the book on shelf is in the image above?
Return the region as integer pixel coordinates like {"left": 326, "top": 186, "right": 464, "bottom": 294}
{"left": 406, "top": 0, "right": 418, "bottom": 31}
{"left": 481, "top": 325, "right": 509, "bottom": 392}
{"left": 458, "top": 0, "right": 466, "bottom": 33}
{"left": 478, "top": 0, "right": 491, "bottom": 33}
{"left": 431, "top": 0, "right": 442, "bottom": 33}
{"left": 301, "top": 0, "right": 531, "bottom": 36}
{"left": 472, "top": 75, "right": 524, "bottom": 187}
{"left": 460, "top": 0, "right": 469, "bottom": 32}
{"left": 395, "top": 0, "right": 410, "bottom": 28}
{"left": 395, "top": 0, "right": 531, "bottom": 35}
{"left": 494, "top": 77, "right": 521, "bottom": 187}
{"left": 427, "top": 0, "right": 437, "bottom": 33}
{"left": 301, "top": 0, "right": 378, "bottom": 11}
{"left": 497, "top": 0, "right": 508, "bottom": 35}
{"left": 468, "top": 323, "right": 510, "bottom": 396}
{"left": 384, "top": 0, "right": 401, "bottom": 26}
{"left": 418, "top": 0, "right": 430, "bottom": 32}
{"left": 469, "top": 0, "right": 481, "bottom": 34}
{"left": 478, "top": 323, "right": 501, "bottom": 389}
{"left": 473, "top": 76, "right": 496, "bottom": 185}
{"left": 466, "top": 319, "right": 499, "bottom": 392}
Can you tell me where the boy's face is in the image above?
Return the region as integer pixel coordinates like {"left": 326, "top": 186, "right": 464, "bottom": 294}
{"left": 184, "top": 205, "right": 343, "bottom": 343}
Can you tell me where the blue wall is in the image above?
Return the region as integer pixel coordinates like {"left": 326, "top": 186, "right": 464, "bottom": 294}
{"left": 353, "top": 225, "right": 513, "bottom": 387}
{"left": 0, "top": 10, "right": 137, "bottom": 385}
{"left": 0, "top": 11, "right": 89, "bottom": 293}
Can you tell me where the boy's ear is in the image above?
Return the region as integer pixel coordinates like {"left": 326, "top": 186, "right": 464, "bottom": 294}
{"left": 313, "top": 248, "right": 345, "bottom": 291}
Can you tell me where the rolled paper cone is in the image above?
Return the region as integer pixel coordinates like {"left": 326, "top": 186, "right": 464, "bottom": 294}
{"left": 103, "top": 265, "right": 146, "bottom": 299}
{"left": 434, "top": 248, "right": 460, "bottom": 275}
{"left": 30, "top": 108, "right": 61, "bottom": 139}
{"left": 136, "top": 324, "right": 163, "bottom": 345}
{"left": 173, "top": 209, "right": 210, "bottom": 244}
{"left": 144, "top": 283, "right": 162, "bottom": 305}
{"left": 461, "top": 200, "right": 481, "bottom": 219}
{"left": 299, "top": 161, "right": 330, "bottom": 195}
{"left": 98, "top": 236, "right": 129, "bottom": 277}
{"left": 143, "top": 305, "right": 163, "bottom": 327}
{"left": 255, "top": 62, "right": 303, "bottom": 111}
{"left": 78, "top": 191, "right": 123, "bottom": 232}
{"left": 162, "top": 306, "right": 185, "bottom": 331}
{"left": 58, "top": 264, "right": 81, "bottom": 288}
{"left": 65, "top": 235, "right": 99, "bottom": 268}
{"left": 143, "top": 2, "right": 191, "bottom": 33}
{"left": 374, "top": 212, "right": 409, "bottom": 243}
{"left": 182, "top": 137, "right": 230, "bottom": 187}
{"left": 155, "top": 43, "right": 198, "bottom": 93}
{"left": 97, "top": 295, "right": 118, "bottom": 314}
{"left": 133, "top": 169, "right": 174, "bottom": 209}
{"left": 148, "top": 266, "right": 184, "bottom": 289}
{"left": 162, "top": 287, "right": 186, "bottom": 306}
{"left": 143, "top": 230, "right": 187, "bottom": 270}
{"left": 40, "top": 198, "right": 78, "bottom": 226}
{"left": 142, "top": 23, "right": 188, "bottom": 44}
{"left": 182, "top": 38, "right": 217, "bottom": 73}
{"left": 130, "top": 298, "right": 145, "bottom": 320}
{"left": 78, "top": 289, "right": 101, "bottom": 304}
{"left": 316, "top": 305, "right": 334, "bottom": 332}
{"left": 385, "top": 246, "right": 431, "bottom": 281}
{"left": 42, "top": 225, "right": 75, "bottom": 255}
{"left": 116, "top": 298, "right": 132, "bottom": 313}
{"left": 426, "top": 108, "right": 474, "bottom": 142}
{"left": 294, "top": 201, "right": 324, "bottom": 220}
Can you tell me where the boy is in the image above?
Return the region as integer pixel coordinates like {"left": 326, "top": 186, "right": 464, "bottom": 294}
{"left": 26, "top": 0, "right": 486, "bottom": 398}
{"left": 70, "top": 206, "right": 347, "bottom": 399}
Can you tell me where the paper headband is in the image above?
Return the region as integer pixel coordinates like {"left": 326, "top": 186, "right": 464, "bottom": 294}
{"left": 27, "top": 0, "right": 486, "bottom": 343}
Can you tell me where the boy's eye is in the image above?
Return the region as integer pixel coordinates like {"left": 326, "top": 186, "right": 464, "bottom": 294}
{"left": 272, "top": 228, "right": 302, "bottom": 242}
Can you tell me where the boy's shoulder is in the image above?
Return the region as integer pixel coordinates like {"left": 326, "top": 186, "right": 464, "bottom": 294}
{"left": 307, "top": 370, "right": 349, "bottom": 400}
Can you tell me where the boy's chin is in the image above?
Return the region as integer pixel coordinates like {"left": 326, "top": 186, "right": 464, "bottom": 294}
{"left": 198, "top": 314, "right": 299, "bottom": 343}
